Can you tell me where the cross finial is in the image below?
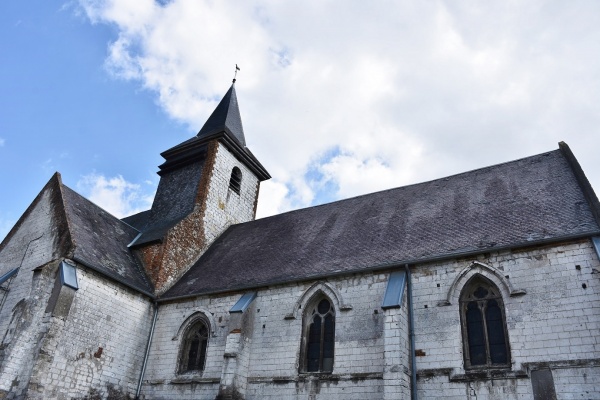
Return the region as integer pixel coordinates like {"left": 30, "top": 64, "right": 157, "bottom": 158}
{"left": 233, "top": 64, "right": 240, "bottom": 83}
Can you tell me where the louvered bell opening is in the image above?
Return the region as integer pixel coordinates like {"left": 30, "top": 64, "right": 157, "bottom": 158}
{"left": 229, "top": 167, "right": 242, "bottom": 194}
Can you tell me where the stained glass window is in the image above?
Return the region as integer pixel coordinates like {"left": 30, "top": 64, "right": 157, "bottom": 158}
{"left": 304, "top": 298, "right": 335, "bottom": 373}
{"left": 460, "top": 276, "right": 509, "bottom": 369}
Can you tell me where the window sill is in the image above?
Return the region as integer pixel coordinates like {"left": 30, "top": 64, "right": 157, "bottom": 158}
{"left": 417, "top": 367, "right": 527, "bottom": 382}
{"left": 170, "top": 376, "right": 220, "bottom": 385}
{"left": 298, "top": 372, "right": 336, "bottom": 380}
{"left": 450, "top": 367, "right": 527, "bottom": 382}
{"left": 248, "top": 372, "right": 383, "bottom": 384}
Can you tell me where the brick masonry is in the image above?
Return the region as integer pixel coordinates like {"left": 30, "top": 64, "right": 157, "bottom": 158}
{"left": 137, "top": 140, "right": 260, "bottom": 295}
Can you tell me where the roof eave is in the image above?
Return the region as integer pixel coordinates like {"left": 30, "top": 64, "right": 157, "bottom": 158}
{"left": 159, "top": 130, "right": 270, "bottom": 180}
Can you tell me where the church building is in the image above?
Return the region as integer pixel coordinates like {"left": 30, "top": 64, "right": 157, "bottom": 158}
{"left": 1, "top": 83, "right": 599, "bottom": 399}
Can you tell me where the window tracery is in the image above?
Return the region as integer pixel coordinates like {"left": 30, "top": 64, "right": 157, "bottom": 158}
{"left": 302, "top": 296, "right": 335, "bottom": 373}
{"left": 179, "top": 318, "right": 209, "bottom": 374}
{"left": 460, "top": 276, "right": 510, "bottom": 369}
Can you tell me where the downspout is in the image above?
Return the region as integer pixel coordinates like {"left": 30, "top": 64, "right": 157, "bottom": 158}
{"left": 136, "top": 301, "right": 159, "bottom": 399}
{"left": 405, "top": 264, "right": 418, "bottom": 400}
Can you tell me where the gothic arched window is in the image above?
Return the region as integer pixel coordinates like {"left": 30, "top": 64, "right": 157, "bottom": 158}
{"left": 229, "top": 167, "right": 242, "bottom": 194}
{"left": 301, "top": 296, "right": 335, "bottom": 373}
{"left": 460, "top": 276, "right": 510, "bottom": 369}
{"left": 179, "top": 318, "right": 209, "bottom": 374}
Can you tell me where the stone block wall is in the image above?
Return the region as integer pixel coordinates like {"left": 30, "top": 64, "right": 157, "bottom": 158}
{"left": 0, "top": 183, "right": 154, "bottom": 399}
{"left": 25, "top": 265, "right": 154, "bottom": 399}
{"left": 142, "top": 272, "right": 394, "bottom": 399}
{"left": 412, "top": 238, "right": 600, "bottom": 398}
{"left": 203, "top": 141, "right": 260, "bottom": 244}
{"left": 0, "top": 181, "right": 68, "bottom": 398}
{"left": 138, "top": 140, "right": 261, "bottom": 295}
{"left": 141, "top": 238, "right": 600, "bottom": 399}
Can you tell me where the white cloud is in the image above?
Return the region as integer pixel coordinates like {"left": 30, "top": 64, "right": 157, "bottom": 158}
{"left": 77, "top": 173, "right": 154, "bottom": 218}
{"left": 75, "top": 1, "right": 600, "bottom": 217}
{"left": 255, "top": 179, "right": 289, "bottom": 219}
{"left": 0, "top": 138, "right": 5, "bottom": 147}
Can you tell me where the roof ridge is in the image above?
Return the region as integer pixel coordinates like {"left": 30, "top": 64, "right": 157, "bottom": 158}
{"left": 252, "top": 148, "right": 561, "bottom": 224}
{"left": 59, "top": 184, "right": 154, "bottom": 292}
{"left": 54, "top": 172, "right": 77, "bottom": 259}
{"left": 197, "top": 83, "right": 246, "bottom": 146}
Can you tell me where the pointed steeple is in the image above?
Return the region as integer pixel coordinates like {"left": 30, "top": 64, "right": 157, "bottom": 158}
{"left": 157, "top": 83, "right": 269, "bottom": 180}
{"left": 197, "top": 84, "right": 246, "bottom": 146}
{"left": 127, "top": 81, "right": 270, "bottom": 293}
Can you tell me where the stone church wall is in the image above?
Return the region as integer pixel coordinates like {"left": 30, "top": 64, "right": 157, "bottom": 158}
{"left": 202, "top": 141, "right": 261, "bottom": 244}
{"left": 0, "top": 183, "right": 68, "bottom": 398}
{"left": 412, "top": 238, "right": 600, "bottom": 399}
{"left": 142, "top": 272, "right": 394, "bottom": 399}
{"left": 142, "top": 238, "right": 600, "bottom": 399}
{"left": 24, "top": 265, "right": 154, "bottom": 399}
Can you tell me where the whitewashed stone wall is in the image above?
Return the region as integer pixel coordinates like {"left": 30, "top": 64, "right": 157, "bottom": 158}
{"left": 142, "top": 238, "right": 600, "bottom": 399}
{"left": 141, "top": 293, "right": 238, "bottom": 399}
{"left": 0, "top": 185, "right": 65, "bottom": 398}
{"left": 203, "top": 141, "right": 260, "bottom": 245}
{"left": 0, "top": 186, "right": 154, "bottom": 399}
{"left": 25, "top": 265, "right": 154, "bottom": 399}
{"left": 142, "top": 272, "right": 392, "bottom": 399}
{"left": 412, "top": 238, "right": 600, "bottom": 399}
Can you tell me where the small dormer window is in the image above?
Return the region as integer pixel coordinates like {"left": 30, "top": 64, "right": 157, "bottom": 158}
{"left": 229, "top": 167, "right": 242, "bottom": 194}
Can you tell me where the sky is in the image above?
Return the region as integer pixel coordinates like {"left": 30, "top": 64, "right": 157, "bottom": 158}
{"left": 1, "top": 1, "right": 600, "bottom": 242}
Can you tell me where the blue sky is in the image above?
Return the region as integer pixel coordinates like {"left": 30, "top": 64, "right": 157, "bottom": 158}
{"left": 1, "top": 1, "right": 186, "bottom": 238}
{"left": 2, "top": 1, "right": 600, "bottom": 241}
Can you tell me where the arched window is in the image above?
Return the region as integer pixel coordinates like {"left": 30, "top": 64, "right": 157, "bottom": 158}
{"left": 179, "top": 318, "right": 209, "bottom": 374}
{"left": 301, "top": 296, "right": 335, "bottom": 373}
{"left": 229, "top": 167, "right": 242, "bottom": 194}
{"left": 460, "top": 276, "right": 510, "bottom": 369}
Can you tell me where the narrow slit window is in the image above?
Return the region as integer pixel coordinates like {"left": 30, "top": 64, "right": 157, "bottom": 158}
{"left": 229, "top": 167, "right": 242, "bottom": 194}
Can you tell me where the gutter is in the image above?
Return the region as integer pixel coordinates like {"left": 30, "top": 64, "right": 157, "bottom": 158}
{"left": 157, "top": 231, "right": 599, "bottom": 303}
{"left": 405, "top": 264, "right": 418, "bottom": 400}
{"left": 136, "top": 301, "right": 159, "bottom": 399}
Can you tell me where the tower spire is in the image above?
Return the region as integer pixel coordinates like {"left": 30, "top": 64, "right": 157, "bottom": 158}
{"left": 197, "top": 82, "right": 246, "bottom": 145}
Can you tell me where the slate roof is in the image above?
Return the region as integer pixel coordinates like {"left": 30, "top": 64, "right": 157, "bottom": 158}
{"left": 122, "top": 210, "right": 151, "bottom": 230}
{"left": 60, "top": 185, "right": 153, "bottom": 295}
{"left": 158, "top": 85, "right": 269, "bottom": 180}
{"left": 162, "top": 146, "right": 600, "bottom": 299}
{"left": 197, "top": 83, "right": 246, "bottom": 145}
{"left": 127, "top": 159, "right": 207, "bottom": 247}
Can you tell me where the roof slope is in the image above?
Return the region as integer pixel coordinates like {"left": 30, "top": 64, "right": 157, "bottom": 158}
{"left": 163, "top": 148, "right": 600, "bottom": 299}
{"left": 61, "top": 186, "right": 153, "bottom": 295}
{"left": 197, "top": 83, "right": 245, "bottom": 145}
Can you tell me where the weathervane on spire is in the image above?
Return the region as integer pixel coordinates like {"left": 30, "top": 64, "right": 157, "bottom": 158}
{"left": 233, "top": 64, "right": 240, "bottom": 83}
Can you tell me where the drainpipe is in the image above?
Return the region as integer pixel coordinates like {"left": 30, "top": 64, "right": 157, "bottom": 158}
{"left": 136, "top": 301, "right": 159, "bottom": 399}
{"left": 405, "top": 264, "right": 418, "bottom": 400}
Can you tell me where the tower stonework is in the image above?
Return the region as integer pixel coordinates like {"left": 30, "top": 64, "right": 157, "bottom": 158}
{"left": 126, "top": 84, "right": 270, "bottom": 294}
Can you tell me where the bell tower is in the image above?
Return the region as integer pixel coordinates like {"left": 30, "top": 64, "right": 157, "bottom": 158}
{"left": 127, "top": 83, "right": 270, "bottom": 294}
